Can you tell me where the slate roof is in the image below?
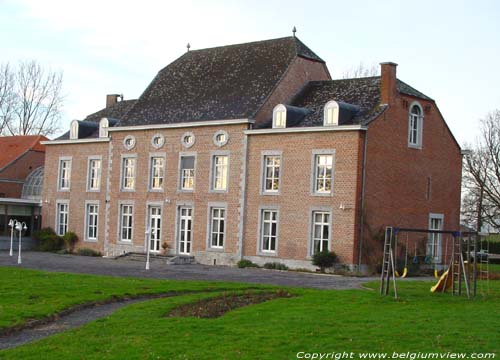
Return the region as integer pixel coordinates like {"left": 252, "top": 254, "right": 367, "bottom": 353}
{"left": 122, "top": 36, "right": 325, "bottom": 126}
{"left": 0, "top": 135, "right": 47, "bottom": 170}
{"left": 85, "top": 99, "right": 137, "bottom": 122}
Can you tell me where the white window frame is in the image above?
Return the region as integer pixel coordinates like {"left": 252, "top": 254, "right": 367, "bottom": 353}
{"left": 176, "top": 204, "right": 194, "bottom": 255}
{"left": 311, "top": 150, "right": 335, "bottom": 196}
{"left": 178, "top": 153, "right": 196, "bottom": 192}
{"left": 149, "top": 153, "right": 165, "bottom": 192}
{"left": 151, "top": 133, "right": 165, "bottom": 149}
{"left": 310, "top": 210, "right": 332, "bottom": 256}
{"left": 408, "top": 101, "right": 424, "bottom": 149}
{"left": 261, "top": 151, "right": 282, "bottom": 195}
{"left": 258, "top": 207, "right": 279, "bottom": 255}
{"left": 87, "top": 156, "right": 102, "bottom": 192}
{"left": 118, "top": 202, "right": 134, "bottom": 242}
{"left": 69, "top": 120, "right": 79, "bottom": 140}
{"left": 272, "top": 104, "right": 287, "bottom": 128}
{"left": 58, "top": 157, "right": 72, "bottom": 191}
{"left": 323, "top": 100, "right": 339, "bottom": 126}
{"left": 428, "top": 213, "right": 444, "bottom": 262}
{"left": 213, "top": 130, "right": 229, "bottom": 147}
{"left": 84, "top": 201, "right": 99, "bottom": 242}
{"left": 99, "top": 118, "right": 109, "bottom": 138}
{"left": 208, "top": 204, "right": 226, "bottom": 250}
{"left": 210, "top": 152, "right": 229, "bottom": 192}
{"left": 55, "top": 200, "right": 69, "bottom": 236}
{"left": 146, "top": 202, "right": 163, "bottom": 253}
{"left": 120, "top": 154, "right": 136, "bottom": 191}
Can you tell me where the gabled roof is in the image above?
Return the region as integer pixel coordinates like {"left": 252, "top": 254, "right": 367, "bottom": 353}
{"left": 122, "top": 36, "right": 325, "bottom": 126}
{"left": 0, "top": 135, "right": 48, "bottom": 170}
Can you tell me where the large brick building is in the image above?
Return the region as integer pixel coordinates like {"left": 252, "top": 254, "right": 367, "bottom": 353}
{"left": 41, "top": 37, "right": 462, "bottom": 270}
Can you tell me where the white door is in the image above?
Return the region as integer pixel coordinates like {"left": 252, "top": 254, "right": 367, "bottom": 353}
{"left": 148, "top": 206, "right": 162, "bottom": 253}
{"left": 178, "top": 207, "right": 192, "bottom": 255}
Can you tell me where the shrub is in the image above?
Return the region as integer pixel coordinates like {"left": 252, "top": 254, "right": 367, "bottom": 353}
{"left": 33, "top": 227, "right": 64, "bottom": 252}
{"left": 263, "top": 262, "right": 288, "bottom": 271}
{"left": 237, "top": 259, "right": 259, "bottom": 268}
{"left": 62, "top": 231, "right": 78, "bottom": 252}
{"left": 312, "top": 251, "right": 338, "bottom": 272}
{"left": 76, "top": 248, "right": 102, "bottom": 257}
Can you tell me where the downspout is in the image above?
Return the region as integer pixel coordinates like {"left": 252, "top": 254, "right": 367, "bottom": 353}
{"left": 237, "top": 125, "right": 250, "bottom": 260}
{"left": 103, "top": 137, "right": 113, "bottom": 257}
{"left": 357, "top": 130, "right": 368, "bottom": 270}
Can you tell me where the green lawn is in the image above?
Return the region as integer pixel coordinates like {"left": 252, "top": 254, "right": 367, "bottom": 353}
{"left": 0, "top": 268, "right": 499, "bottom": 359}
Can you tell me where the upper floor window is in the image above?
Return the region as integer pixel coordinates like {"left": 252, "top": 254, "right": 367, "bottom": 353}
{"left": 121, "top": 156, "right": 136, "bottom": 191}
{"left": 99, "top": 118, "right": 109, "bottom": 138}
{"left": 181, "top": 132, "right": 195, "bottom": 148}
{"left": 272, "top": 104, "right": 286, "bottom": 128}
{"left": 87, "top": 158, "right": 101, "bottom": 191}
{"left": 151, "top": 133, "right": 164, "bottom": 149}
{"left": 58, "top": 158, "right": 71, "bottom": 190}
{"left": 263, "top": 155, "right": 281, "bottom": 193}
{"left": 150, "top": 156, "right": 164, "bottom": 190}
{"left": 123, "top": 135, "right": 136, "bottom": 150}
{"left": 323, "top": 101, "right": 339, "bottom": 126}
{"left": 70, "top": 120, "right": 79, "bottom": 140}
{"left": 212, "top": 155, "right": 228, "bottom": 191}
{"left": 313, "top": 153, "right": 334, "bottom": 194}
{"left": 180, "top": 155, "right": 195, "bottom": 190}
{"left": 213, "top": 130, "right": 229, "bottom": 147}
{"left": 408, "top": 102, "right": 423, "bottom": 148}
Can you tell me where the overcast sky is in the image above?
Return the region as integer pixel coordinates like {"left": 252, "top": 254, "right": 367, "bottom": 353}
{"left": 1, "top": 0, "right": 499, "bottom": 145}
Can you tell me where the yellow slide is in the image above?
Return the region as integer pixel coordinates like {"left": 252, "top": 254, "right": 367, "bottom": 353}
{"left": 430, "top": 269, "right": 452, "bottom": 293}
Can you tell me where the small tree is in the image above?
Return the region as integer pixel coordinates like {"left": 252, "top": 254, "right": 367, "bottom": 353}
{"left": 62, "top": 231, "right": 78, "bottom": 253}
{"left": 312, "top": 251, "right": 338, "bottom": 272}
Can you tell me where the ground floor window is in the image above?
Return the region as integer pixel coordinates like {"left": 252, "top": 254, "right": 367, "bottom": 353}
{"left": 312, "top": 211, "right": 331, "bottom": 254}
{"left": 209, "top": 207, "right": 225, "bottom": 249}
{"left": 428, "top": 214, "right": 443, "bottom": 262}
{"left": 178, "top": 207, "right": 193, "bottom": 254}
{"left": 120, "top": 204, "right": 133, "bottom": 241}
{"left": 260, "top": 209, "right": 278, "bottom": 253}
{"left": 56, "top": 202, "right": 69, "bottom": 236}
{"left": 85, "top": 203, "right": 98, "bottom": 241}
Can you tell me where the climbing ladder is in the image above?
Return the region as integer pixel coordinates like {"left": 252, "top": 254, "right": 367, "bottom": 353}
{"left": 478, "top": 236, "right": 490, "bottom": 295}
{"left": 444, "top": 235, "right": 470, "bottom": 298}
{"left": 380, "top": 227, "right": 398, "bottom": 299}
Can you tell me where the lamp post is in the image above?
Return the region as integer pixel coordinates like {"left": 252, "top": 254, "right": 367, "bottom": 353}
{"left": 8, "top": 219, "right": 18, "bottom": 257}
{"left": 145, "top": 227, "right": 150, "bottom": 271}
{"left": 16, "top": 221, "right": 27, "bottom": 265}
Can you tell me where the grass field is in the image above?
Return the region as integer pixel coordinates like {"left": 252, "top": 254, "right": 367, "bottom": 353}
{"left": 0, "top": 267, "right": 499, "bottom": 359}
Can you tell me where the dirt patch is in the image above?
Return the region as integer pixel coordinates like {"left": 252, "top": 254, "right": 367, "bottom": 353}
{"left": 166, "top": 290, "right": 293, "bottom": 319}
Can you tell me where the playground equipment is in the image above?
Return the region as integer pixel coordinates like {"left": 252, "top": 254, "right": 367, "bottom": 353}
{"left": 380, "top": 227, "right": 489, "bottom": 299}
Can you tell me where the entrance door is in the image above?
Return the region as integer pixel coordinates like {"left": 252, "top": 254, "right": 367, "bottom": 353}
{"left": 148, "top": 206, "right": 162, "bottom": 253}
{"left": 178, "top": 207, "right": 192, "bottom": 255}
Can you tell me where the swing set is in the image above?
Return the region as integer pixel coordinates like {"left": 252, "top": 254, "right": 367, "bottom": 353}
{"left": 380, "top": 227, "right": 490, "bottom": 299}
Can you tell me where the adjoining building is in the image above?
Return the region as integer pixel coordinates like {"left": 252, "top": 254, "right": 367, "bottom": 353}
{"left": 41, "top": 37, "right": 462, "bottom": 270}
{"left": 0, "top": 135, "right": 46, "bottom": 249}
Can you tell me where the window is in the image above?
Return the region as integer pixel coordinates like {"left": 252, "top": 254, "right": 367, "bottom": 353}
{"left": 87, "top": 158, "right": 101, "bottom": 191}
{"left": 85, "top": 203, "right": 99, "bottom": 241}
{"left": 178, "top": 206, "right": 193, "bottom": 254}
{"left": 263, "top": 155, "right": 281, "bottom": 193}
{"left": 123, "top": 135, "right": 136, "bottom": 150}
{"left": 181, "top": 132, "right": 195, "bottom": 148}
{"left": 121, "top": 156, "right": 136, "bottom": 190}
{"left": 58, "top": 158, "right": 71, "bottom": 190}
{"left": 180, "top": 155, "right": 195, "bottom": 190}
{"left": 70, "top": 120, "right": 79, "bottom": 140}
{"left": 56, "top": 202, "right": 69, "bottom": 236}
{"left": 408, "top": 103, "right": 423, "bottom": 148}
{"left": 213, "top": 130, "right": 229, "bottom": 147}
{"left": 428, "top": 214, "right": 444, "bottom": 262}
{"left": 209, "top": 207, "right": 225, "bottom": 249}
{"left": 99, "top": 118, "right": 109, "bottom": 138}
{"left": 212, "top": 155, "right": 228, "bottom": 191}
{"left": 119, "top": 204, "right": 133, "bottom": 242}
{"left": 260, "top": 209, "right": 278, "bottom": 253}
{"left": 324, "top": 101, "right": 339, "bottom": 126}
{"left": 312, "top": 211, "right": 331, "bottom": 254}
{"left": 151, "top": 134, "right": 165, "bottom": 149}
{"left": 149, "top": 156, "right": 164, "bottom": 190}
{"left": 272, "top": 104, "right": 286, "bottom": 128}
{"left": 314, "top": 154, "right": 334, "bottom": 194}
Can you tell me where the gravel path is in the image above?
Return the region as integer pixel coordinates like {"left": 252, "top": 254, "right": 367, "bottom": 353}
{"left": 0, "top": 251, "right": 376, "bottom": 290}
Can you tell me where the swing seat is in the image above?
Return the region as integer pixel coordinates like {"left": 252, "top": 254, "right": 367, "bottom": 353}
{"left": 395, "top": 267, "right": 408, "bottom": 278}
{"left": 434, "top": 269, "right": 440, "bottom": 279}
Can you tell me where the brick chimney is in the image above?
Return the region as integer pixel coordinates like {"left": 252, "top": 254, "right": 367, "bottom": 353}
{"left": 106, "top": 94, "right": 122, "bottom": 108}
{"left": 380, "top": 62, "right": 398, "bottom": 105}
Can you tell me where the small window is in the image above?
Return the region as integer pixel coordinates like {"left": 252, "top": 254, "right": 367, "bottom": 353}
{"left": 408, "top": 102, "right": 423, "bottom": 148}
{"left": 150, "top": 156, "right": 164, "bottom": 190}
{"left": 70, "top": 120, "right": 79, "bottom": 140}
{"left": 181, "top": 132, "right": 195, "bottom": 148}
{"left": 313, "top": 154, "right": 334, "bottom": 194}
{"left": 212, "top": 155, "right": 228, "bottom": 191}
{"left": 260, "top": 209, "right": 278, "bottom": 253}
{"left": 56, "top": 202, "right": 69, "bottom": 236}
{"left": 58, "top": 158, "right": 71, "bottom": 190}
{"left": 272, "top": 104, "right": 286, "bottom": 128}
{"left": 311, "top": 211, "right": 331, "bottom": 255}
{"left": 121, "top": 157, "right": 136, "bottom": 191}
{"left": 151, "top": 134, "right": 164, "bottom": 149}
{"left": 324, "top": 101, "right": 339, "bottom": 126}
{"left": 213, "top": 130, "right": 229, "bottom": 147}
{"left": 123, "top": 135, "right": 136, "bottom": 150}
{"left": 85, "top": 203, "right": 99, "bottom": 241}
{"left": 209, "top": 207, "right": 225, "bottom": 249}
{"left": 180, "top": 155, "right": 195, "bottom": 190}
{"left": 99, "top": 118, "right": 109, "bottom": 138}
{"left": 263, "top": 155, "right": 281, "bottom": 193}
{"left": 119, "top": 204, "right": 133, "bottom": 242}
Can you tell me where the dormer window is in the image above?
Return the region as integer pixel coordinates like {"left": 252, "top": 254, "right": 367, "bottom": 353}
{"left": 272, "top": 104, "right": 286, "bottom": 128}
{"left": 324, "top": 101, "right": 339, "bottom": 126}
{"left": 99, "top": 118, "right": 109, "bottom": 138}
{"left": 69, "top": 120, "right": 79, "bottom": 140}
{"left": 408, "top": 102, "right": 423, "bottom": 148}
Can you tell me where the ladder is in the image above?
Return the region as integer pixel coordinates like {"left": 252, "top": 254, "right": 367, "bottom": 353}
{"left": 446, "top": 236, "right": 470, "bottom": 298}
{"left": 380, "top": 227, "right": 398, "bottom": 299}
{"left": 478, "top": 236, "right": 490, "bottom": 295}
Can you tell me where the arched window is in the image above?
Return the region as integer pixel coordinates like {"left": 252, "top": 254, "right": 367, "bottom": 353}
{"left": 69, "top": 120, "right": 79, "bottom": 140}
{"left": 22, "top": 167, "right": 44, "bottom": 200}
{"left": 323, "top": 101, "right": 339, "bottom": 126}
{"left": 272, "top": 104, "right": 286, "bottom": 128}
{"left": 408, "top": 102, "right": 423, "bottom": 148}
{"left": 99, "top": 118, "right": 109, "bottom": 138}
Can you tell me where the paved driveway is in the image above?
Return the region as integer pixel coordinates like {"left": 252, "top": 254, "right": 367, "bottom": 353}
{"left": 0, "top": 251, "right": 376, "bottom": 290}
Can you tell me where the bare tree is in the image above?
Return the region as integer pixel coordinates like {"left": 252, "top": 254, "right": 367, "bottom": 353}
{"left": 463, "top": 110, "right": 500, "bottom": 232}
{"left": 341, "top": 62, "right": 379, "bottom": 79}
{"left": 0, "top": 60, "right": 63, "bottom": 136}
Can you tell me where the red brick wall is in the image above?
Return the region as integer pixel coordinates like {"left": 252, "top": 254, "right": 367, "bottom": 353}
{"left": 0, "top": 150, "right": 45, "bottom": 198}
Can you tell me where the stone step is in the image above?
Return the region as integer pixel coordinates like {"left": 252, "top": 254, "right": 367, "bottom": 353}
{"left": 116, "top": 252, "right": 173, "bottom": 262}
